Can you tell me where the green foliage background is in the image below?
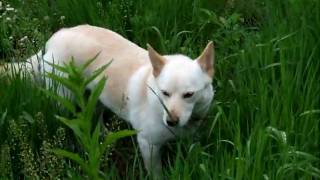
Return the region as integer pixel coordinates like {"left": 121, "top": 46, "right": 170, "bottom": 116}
{"left": 0, "top": 0, "right": 319, "bottom": 179}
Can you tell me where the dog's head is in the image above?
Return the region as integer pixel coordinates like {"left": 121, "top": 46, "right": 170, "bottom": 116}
{"left": 148, "top": 42, "right": 214, "bottom": 127}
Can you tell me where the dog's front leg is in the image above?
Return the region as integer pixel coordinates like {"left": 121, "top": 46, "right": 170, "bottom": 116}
{"left": 137, "top": 134, "right": 162, "bottom": 177}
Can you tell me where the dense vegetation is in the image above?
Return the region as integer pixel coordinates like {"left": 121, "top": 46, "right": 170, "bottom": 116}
{"left": 0, "top": 0, "right": 319, "bottom": 179}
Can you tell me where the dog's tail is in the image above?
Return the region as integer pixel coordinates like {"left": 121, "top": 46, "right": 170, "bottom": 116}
{"left": 0, "top": 50, "right": 44, "bottom": 77}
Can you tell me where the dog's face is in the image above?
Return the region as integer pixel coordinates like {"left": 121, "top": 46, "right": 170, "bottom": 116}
{"left": 148, "top": 42, "right": 214, "bottom": 127}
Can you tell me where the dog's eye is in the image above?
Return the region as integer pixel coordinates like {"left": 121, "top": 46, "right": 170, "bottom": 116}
{"left": 161, "top": 90, "right": 171, "bottom": 97}
{"left": 183, "top": 92, "right": 194, "bottom": 98}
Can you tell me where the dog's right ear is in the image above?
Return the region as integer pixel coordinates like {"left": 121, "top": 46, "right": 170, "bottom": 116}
{"left": 147, "top": 44, "right": 166, "bottom": 77}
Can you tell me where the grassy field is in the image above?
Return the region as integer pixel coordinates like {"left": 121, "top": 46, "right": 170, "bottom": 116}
{"left": 0, "top": 0, "right": 319, "bottom": 179}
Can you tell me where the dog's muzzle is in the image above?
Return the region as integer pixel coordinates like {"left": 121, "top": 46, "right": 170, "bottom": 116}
{"left": 166, "top": 113, "right": 179, "bottom": 127}
{"left": 166, "top": 118, "right": 179, "bottom": 127}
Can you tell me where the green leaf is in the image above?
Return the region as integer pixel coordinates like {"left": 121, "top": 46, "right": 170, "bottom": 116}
{"left": 46, "top": 72, "right": 78, "bottom": 93}
{"left": 69, "top": 59, "right": 83, "bottom": 82}
{"left": 45, "top": 61, "right": 70, "bottom": 73}
{"left": 56, "top": 116, "right": 84, "bottom": 138}
{"left": 84, "top": 77, "right": 106, "bottom": 128}
{"left": 40, "top": 88, "right": 76, "bottom": 114}
{"left": 81, "top": 52, "right": 102, "bottom": 71}
{"left": 0, "top": 109, "right": 7, "bottom": 126}
{"left": 46, "top": 72, "right": 83, "bottom": 105}
{"left": 51, "top": 148, "right": 88, "bottom": 171}
{"left": 90, "top": 123, "right": 102, "bottom": 157}
{"left": 88, "top": 123, "right": 102, "bottom": 169}
{"left": 21, "top": 111, "right": 34, "bottom": 124}
{"left": 101, "top": 130, "right": 136, "bottom": 151}
{"left": 84, "top": 60, "right": 112, "bottom": 87}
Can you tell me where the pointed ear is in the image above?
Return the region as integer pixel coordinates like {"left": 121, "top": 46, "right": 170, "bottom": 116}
{"left": 147, "top": 44, "right": 166, "bottom": 77}
{"left": 197, "top": 41, "right": 214, "bottom": 77}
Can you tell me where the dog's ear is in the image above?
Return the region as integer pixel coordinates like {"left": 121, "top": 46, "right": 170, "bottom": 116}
{"left": 147, "top": 44, "right": 166, "bottom": 77}
{"left": 197, "top": 41, "right": 214, "bottom": 77}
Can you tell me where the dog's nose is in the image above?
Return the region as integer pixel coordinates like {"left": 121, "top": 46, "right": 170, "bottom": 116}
{"left": 166, "top": 113, "right": 179, "bottom": 127}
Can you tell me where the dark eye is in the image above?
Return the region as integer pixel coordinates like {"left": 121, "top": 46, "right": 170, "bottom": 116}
{"left": 162, "top": 90, "right": 171, "bottom": 97}
{"left": 183, "top": 92, "right": 194, "bottom": 98}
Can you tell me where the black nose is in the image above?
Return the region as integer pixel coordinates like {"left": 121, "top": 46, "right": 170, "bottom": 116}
{"left": 167, "top": 119, "right": 179, "bottom": 127}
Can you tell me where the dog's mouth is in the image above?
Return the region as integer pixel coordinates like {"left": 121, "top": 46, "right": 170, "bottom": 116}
{"left": 166, "top": 120, "right": 179, "bottom": 127}
{"left": 164, "top": 114, "right": 202, "bottom": 128}
{"left": 163, "top": 114, "right": 179, "bottom": 127}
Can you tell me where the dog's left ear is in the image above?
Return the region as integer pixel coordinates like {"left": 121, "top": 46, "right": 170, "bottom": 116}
{"left": 147, "top": 44, "right": 166, "bottom": 77}
{"left": 197, "top": 41, "right": 214, "bottom": 77}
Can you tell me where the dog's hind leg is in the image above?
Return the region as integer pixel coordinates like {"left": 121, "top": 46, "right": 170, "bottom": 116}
{"left": 0, "top": 50, "right": 43, "bottom": 77}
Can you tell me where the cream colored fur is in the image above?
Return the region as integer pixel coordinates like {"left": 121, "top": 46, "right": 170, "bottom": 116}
{"left": 20, "top": 25, "right": 215, "bottom": 176}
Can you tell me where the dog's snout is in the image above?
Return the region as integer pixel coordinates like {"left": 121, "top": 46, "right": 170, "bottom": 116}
{"left": 166, "top": 110, "right": 179, "bottom": 127}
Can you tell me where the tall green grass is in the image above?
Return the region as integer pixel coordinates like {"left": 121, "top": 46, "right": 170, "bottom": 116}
{"left": 0, "top": 0, "right": 319, "bottom": 179}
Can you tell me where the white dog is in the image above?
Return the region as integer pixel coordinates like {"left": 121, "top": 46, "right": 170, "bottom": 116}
{"left": 7, "top": 25, "right": 215, "bottom": 176}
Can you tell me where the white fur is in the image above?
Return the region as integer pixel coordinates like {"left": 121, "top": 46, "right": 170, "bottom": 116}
{"left": 27, "top": 25, "right": 214, "bottom": 176}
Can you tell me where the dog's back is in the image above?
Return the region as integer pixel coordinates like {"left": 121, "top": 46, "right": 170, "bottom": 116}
{"left": 38, "top": 25, "right": 150, "bottom": 118}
